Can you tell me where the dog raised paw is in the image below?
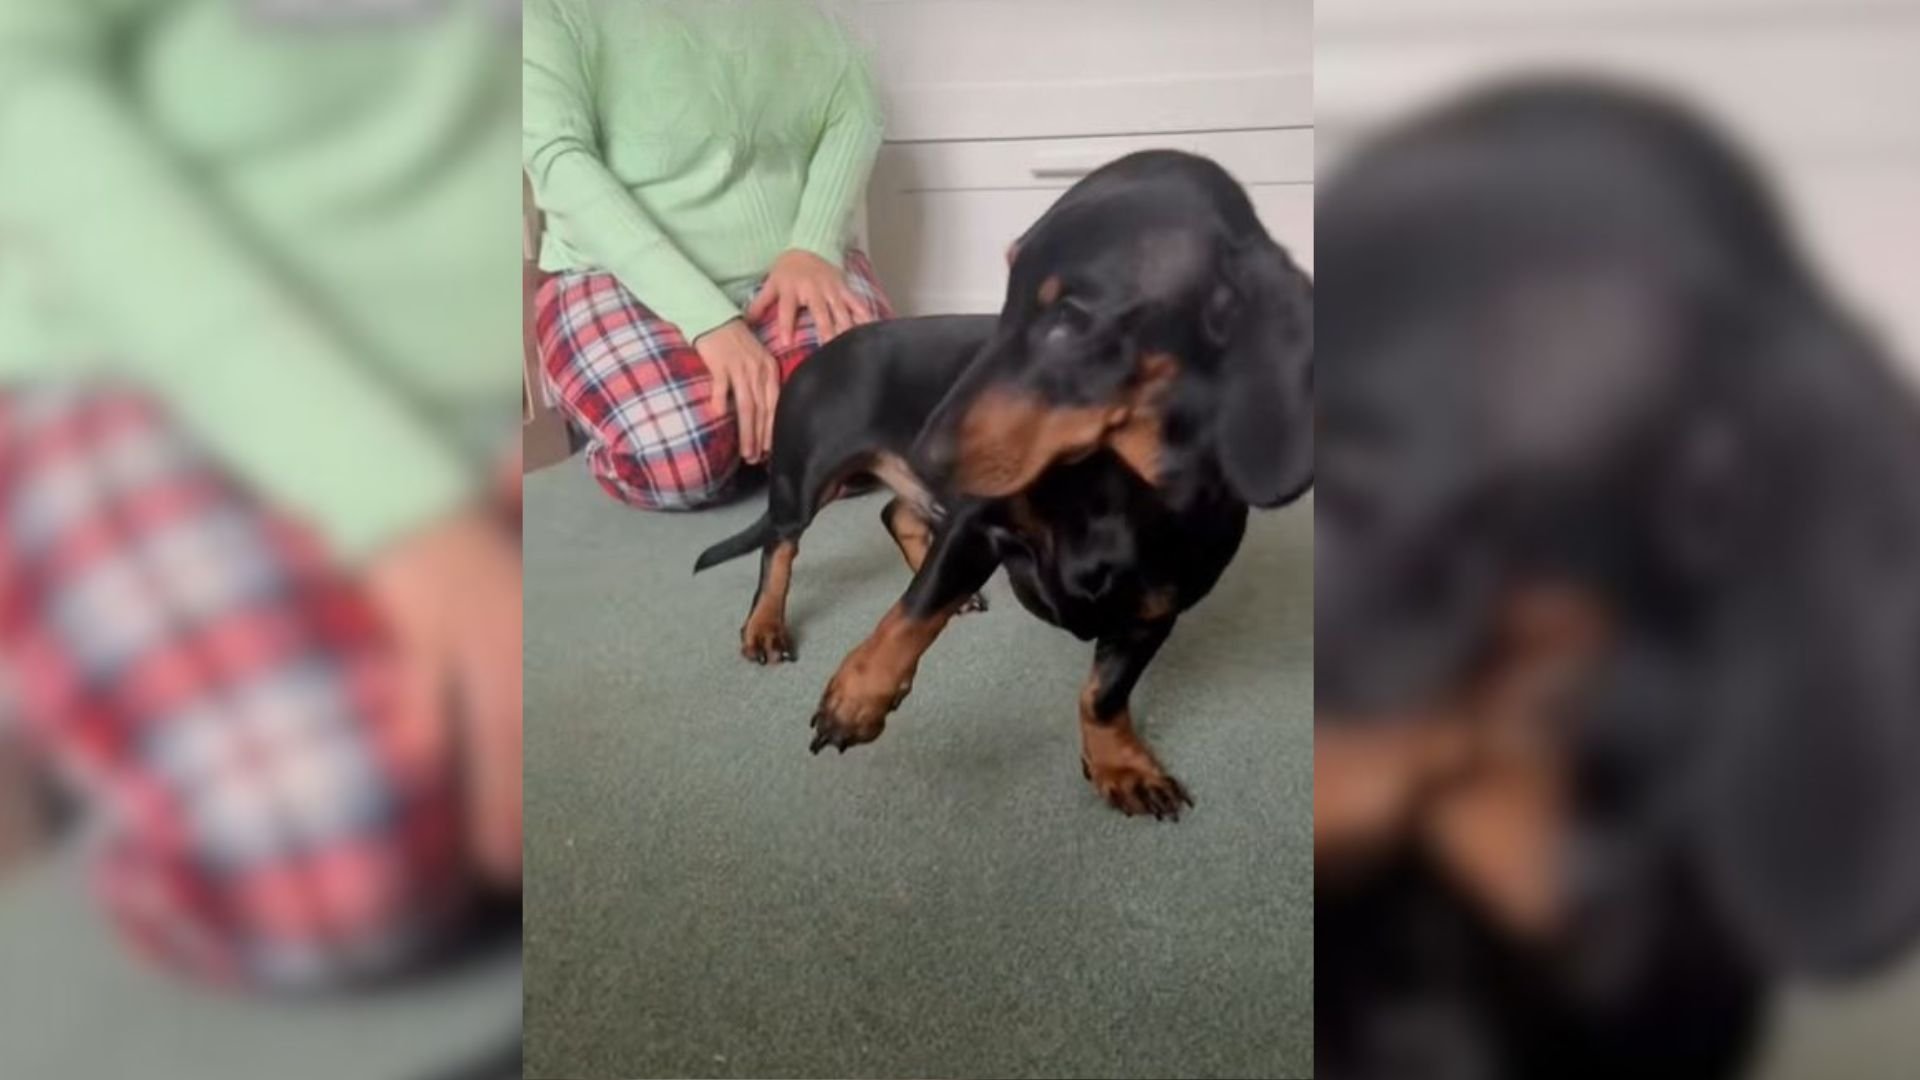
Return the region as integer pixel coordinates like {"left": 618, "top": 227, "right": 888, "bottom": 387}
{"left": 807, "top": 668, "right": 908, "bottom": 753}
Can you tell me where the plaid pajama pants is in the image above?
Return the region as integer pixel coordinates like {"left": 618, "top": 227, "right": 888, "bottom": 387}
{"left": 0, "top": 385, "right": 475, "bottom": 990}
{"left": 535, "top": 250, "right": 894, "bottom": 509}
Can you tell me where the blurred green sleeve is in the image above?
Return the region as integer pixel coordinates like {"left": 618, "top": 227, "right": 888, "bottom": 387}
{"left": 0, "top": 0, "right": 475, "bottom": 559}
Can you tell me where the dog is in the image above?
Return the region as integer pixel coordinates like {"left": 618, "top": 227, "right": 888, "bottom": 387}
{"left": 694, "top": 149, "right": 1313, "bottom": 817}
{"left": 1314, "top": 79, "right": 1920, "bottom": 1076}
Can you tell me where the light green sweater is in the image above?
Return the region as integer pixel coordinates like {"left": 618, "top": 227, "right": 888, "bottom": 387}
{"left": 523, "top": 0, "right": 883, "bottom": 341}
{"left": 0, "top": 1, "right": 521, "bottom": 557}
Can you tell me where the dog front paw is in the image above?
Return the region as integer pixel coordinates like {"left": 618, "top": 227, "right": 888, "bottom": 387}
{"left": 957, "top": 592, "right": 989, "bottom": 615}
{"left": 1083, "top": 750, "right": 1193, "bottom": 820}
{"left": 808, "top": 666, "right": 910, "bottom": 754}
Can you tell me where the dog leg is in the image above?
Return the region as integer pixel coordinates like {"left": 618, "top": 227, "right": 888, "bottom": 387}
{"left": 810, "top": 509, "right": 998, "bottom": 753}
{"left": 741, "top": 539, "right": 798, "bottom": 664}
{"left": 1079, "top": 619, "right": 1190, "bottom": 818}
{"left": 880, "top": 497, "right": 986, "bottom": 613}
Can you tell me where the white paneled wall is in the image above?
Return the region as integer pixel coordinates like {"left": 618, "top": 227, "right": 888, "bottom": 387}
{"left": 856, "top": 1, "right": 1314, "bottom": 315}
{"left": 1316, "top": 0, "right": 1920, "bottom": 372}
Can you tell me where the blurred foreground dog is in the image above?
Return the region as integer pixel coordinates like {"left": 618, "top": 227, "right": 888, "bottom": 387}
{"left": 1315, "top": 81, "right": 1920, "bottom": 1078}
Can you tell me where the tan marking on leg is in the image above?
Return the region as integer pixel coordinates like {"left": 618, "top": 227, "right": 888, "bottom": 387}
{"left": 810, "top": 597, "right": 970, "bottom": 751}
{"left": 1079, "top": 672, "right": 1190, "bottom": 818}
{"left": 740, "top": 540, "right": 797, "bottom": 664}
{"left": 882, "top": 499, "right": 934, "bottom": 573}
{"left": 884, "top": 497, "right": 986, "bottom": 614}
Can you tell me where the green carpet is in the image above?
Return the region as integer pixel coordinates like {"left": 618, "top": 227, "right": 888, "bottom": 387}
{"left": 0, "top": 845, "right": 522, "bottom": 1080}
{"left": 522, "top": 462, "right": 1315, "bottom": 1079}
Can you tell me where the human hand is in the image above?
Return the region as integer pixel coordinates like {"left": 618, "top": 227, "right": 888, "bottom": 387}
{"left": 745, "top": 249, "right": 876, "bottom": 348}
{"left": 366, "top": 508, "right": 523, "bottom": 887}
{"left": 693, "top": 318, "right": 781, "bottom": 464}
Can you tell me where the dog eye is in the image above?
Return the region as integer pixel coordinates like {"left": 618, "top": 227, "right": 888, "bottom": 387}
{"left": 1062, "top": 296, "right": 1104, "bottom": 332}
{"left": 1035, "top": 301, "right": 1093, "bottom": 346}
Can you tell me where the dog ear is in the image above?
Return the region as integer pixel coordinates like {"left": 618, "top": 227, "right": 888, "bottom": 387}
{"left": 1693, "top": 574, "right": 1920, "bottom": 976}
{"left": 1677, "top": 327, "right": 1920, "bottom": 976}
{"left": 1210, "top": 240, "right": 1314, "bottom": 507}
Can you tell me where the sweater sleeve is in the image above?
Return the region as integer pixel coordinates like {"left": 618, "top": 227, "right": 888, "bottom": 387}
{"left": 522, "top": 0, "right": 739, "bottom": 341}
{"left": 788, "top": 50, "right": 885, "bottom": 268}
{"left": 0, "top": 0, "right": 474, "bottom": 559}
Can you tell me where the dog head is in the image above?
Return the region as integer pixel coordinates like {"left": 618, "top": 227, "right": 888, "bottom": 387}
{"left": 916, "top": 150, "right": 1313, "bottom": 509}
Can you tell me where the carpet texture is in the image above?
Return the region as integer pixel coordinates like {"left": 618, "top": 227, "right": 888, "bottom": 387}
{"left": 0, "top": 845, "right": 522, "bottom": 1080}
{"left": 522, "top": 462, "right": 1315, "bottom": 1079}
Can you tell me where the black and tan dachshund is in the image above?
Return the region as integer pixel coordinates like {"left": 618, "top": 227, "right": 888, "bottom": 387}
{"left": 694, "top": 149, "right": 1313, "bottom": 817}
{"left": 1315, "top": 80, "right": 1920, "bottom": 1077}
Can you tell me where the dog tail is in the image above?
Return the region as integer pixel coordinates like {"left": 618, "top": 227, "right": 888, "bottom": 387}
{"left": 693, "top": 511, "right": 774, "bottom": 574}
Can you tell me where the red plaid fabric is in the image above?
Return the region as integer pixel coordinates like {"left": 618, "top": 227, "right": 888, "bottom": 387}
{"left": 535, "top": 250, "right": 894, "bottom": 509}
{"left": 0, "top": 386, "right": 467, "bottom": 989}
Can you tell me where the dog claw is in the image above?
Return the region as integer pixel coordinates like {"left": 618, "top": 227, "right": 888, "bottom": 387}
{"left": 806, "top": 667, "right": 896, "bottom": 756}
{"left": 741, "top": 623, "right": 795, "bottom": 666}
{"left": 807, "top": 704, "right": 881, "bottom": 756}
{"left": 1087, "top": 759, "right": 1191, "bottom": 821}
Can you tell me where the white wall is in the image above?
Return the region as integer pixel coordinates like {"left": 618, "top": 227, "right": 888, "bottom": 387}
{"left": 1317, "top": 0, "right": 1920, "bottom": 373}
{"left": 855, "top": 0, "right": 1315, "bottom": 315}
